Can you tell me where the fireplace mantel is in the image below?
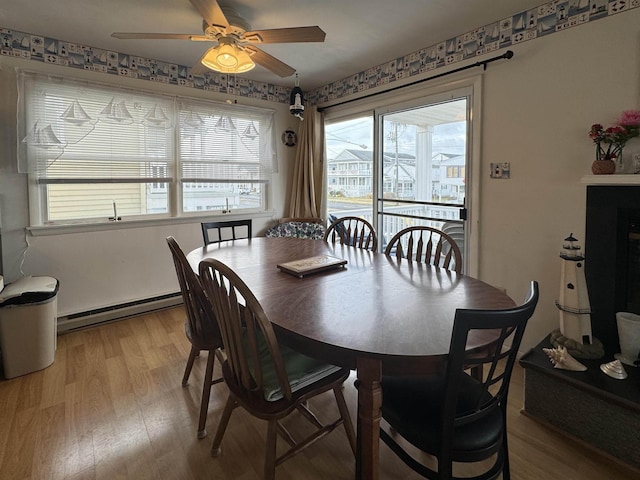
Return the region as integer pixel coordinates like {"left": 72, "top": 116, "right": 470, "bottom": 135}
{"left": 581, "top": 174, "right": 640, "bottom": 185}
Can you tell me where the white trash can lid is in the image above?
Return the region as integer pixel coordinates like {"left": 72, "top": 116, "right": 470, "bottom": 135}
{"left": 0, "top": 276, "right": 59, "bottom": 307}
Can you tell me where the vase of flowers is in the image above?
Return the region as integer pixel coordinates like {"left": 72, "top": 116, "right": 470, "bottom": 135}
{"left": 589, "top": 110, "right": 640, "bottom": 174}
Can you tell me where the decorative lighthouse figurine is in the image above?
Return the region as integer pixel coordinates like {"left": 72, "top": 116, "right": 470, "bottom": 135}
{"left": 551, "top": 233, "right": 604, "bottom": 359}
{"left": 289, "top": 74, "right": 305, "bottom": 120}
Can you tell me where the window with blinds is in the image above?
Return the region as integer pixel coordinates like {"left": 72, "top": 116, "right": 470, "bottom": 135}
{"left": 18, "top": 71, "right": 275, "bottom": 224}
{"left": 178, "top": 99, "right": 275, "bottom": 213}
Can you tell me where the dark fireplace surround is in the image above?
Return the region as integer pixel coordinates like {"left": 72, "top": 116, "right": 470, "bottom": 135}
{"left": 585, "top": 185, "right": 640, "bottom": 356}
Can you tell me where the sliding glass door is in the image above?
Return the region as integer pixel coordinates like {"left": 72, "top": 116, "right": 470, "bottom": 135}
{"left": 324, "top": 82, "right": 477, "bottom": 273}
{"left": 376, "top": 95, "right": 469, "bottom": 268}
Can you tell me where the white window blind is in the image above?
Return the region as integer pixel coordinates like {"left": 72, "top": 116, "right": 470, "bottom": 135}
{"left": 18, "top": 71, "right": 175, "bottom": 184}
{"left": 179, "top": 100, "right": 276, "bottom": 184}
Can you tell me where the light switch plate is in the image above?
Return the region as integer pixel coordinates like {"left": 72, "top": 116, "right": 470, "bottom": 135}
{"left": 490, "top": 162, "right": 510, "bottom": 179}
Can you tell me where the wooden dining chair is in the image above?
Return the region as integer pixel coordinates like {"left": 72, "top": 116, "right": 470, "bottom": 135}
{"left": 166, "top": 236, "right": 224, "bottom": 439}
{"left": 324, "top": 215, "right": 378, "bottom": 251}
{"left": 378, "top": 281, "right": 539, "bottom": 480}
{"left": 198, "top": 258, "right": 357, "bottom": 480}
{"left": 385, "top": 225, "right": 463, "bottom": 274}
{"left": 201, "top": 219, "right": 252, "bottom": 245}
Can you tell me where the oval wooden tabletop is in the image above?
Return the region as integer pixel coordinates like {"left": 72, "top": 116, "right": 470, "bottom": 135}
{"left": 188, "top": 237, "right": 515, "bottom": 371}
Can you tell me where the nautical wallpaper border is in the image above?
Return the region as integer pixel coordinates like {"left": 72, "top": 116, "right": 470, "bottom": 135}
{"left": 1, "top": 0, "right": 637, "bottom": 107}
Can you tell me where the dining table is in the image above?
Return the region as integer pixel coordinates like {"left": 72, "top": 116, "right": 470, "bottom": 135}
{"left": 187, "top": 236, "right": 515, "bottom": 480}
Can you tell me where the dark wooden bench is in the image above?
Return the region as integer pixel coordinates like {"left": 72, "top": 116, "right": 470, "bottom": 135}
{"left": 519, "top": 337, "right": 640, "bottom": 471}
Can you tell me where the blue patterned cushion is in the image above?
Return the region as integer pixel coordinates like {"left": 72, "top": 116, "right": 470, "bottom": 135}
{"left": 265, "top": 221, "right": 326, "bottom": 240}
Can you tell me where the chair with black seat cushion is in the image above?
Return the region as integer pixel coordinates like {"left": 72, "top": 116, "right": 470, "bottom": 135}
{"left": 379, "top": 281, "right": 538, "bottom": 480}
{"left": 198, "top": 257, "right": 356, "bottom": 480}
{"left": 166, "top": 236, "right": 224, "bottom": 439}
{"left": 201, "top": 219, "right": 252, "bottom": 245}
{"left": 385, "top": 225, "right": 463, "bottom": 274}
{"left": 324, "top": 215, "right": 378, "bottom": 251}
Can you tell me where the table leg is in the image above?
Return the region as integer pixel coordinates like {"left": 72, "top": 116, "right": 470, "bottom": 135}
{"left": 355, "top": 357, "right": 382, "bottom": 480}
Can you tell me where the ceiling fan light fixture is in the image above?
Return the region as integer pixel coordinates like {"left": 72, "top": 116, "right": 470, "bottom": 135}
{"left": 201, "top": 38, "right": 255, "bottom": 74}
{"left": 112, "top": 1, "right": 326, "bottom": 79}
{"left": 216, "top": 44, "right": 238, "bottom": 68}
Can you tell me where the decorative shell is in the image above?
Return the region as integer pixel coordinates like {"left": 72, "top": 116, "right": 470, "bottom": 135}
{"left": 543, "top": 346, "right": 587, "bottom": 371}
{"left": 600, "top": 359, "right": 628, "bottom": 380}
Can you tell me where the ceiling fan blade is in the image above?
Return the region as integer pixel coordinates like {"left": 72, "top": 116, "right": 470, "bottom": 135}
{"left": 111, "top": 32, "right": 210, "bottom": 41}
{"left": 189, "top": 0, "right": 229, "bottom": 28}
{"left": 244, "top": 26, "right": 326, "bottom": 44}
{"left": 245, "top": 46, "right": 295, "bottom": 77}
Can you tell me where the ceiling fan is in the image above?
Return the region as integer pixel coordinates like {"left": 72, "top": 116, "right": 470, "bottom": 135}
{"left": 111, "top": 0, "right": 325, "bottom": 77}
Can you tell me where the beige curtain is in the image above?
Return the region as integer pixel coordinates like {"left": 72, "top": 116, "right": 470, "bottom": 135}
{"left": 288, "top": 106, "right": 325, "bottom": 219}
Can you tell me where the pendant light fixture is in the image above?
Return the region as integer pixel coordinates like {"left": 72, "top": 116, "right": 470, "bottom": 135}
{"left": 200, "top": 37, "right": 255, "bottom": 74}
{"left": 289, "top": 74, "right": 304, "bottom": 120}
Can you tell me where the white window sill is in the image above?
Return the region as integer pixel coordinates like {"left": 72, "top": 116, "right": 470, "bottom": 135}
{"left": 27, "top": 210, "right": 276, "bottom": 237}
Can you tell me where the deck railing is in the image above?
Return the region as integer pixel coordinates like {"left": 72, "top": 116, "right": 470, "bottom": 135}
{"left": 328, "top": 204, "right": 462, "bottom": 251}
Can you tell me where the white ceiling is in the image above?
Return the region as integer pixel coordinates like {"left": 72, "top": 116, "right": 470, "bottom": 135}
{"left": 0, "top": 0, "right": 543, "bottom": 90}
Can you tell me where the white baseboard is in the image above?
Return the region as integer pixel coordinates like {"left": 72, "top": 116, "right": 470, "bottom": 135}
{"left": 57, "top": 293, "right": 183, "bottom": 333}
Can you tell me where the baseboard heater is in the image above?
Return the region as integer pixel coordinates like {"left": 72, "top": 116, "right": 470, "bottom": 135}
{"left": 57, "top": 292, "right": 183, "bottom": 333}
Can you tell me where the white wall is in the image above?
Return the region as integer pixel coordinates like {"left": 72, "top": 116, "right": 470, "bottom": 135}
{"left": 478, "top": 10, "right": 640, "bottom": 350}
{"left": 1, "top": 9, "right": 639, "bottom": 351}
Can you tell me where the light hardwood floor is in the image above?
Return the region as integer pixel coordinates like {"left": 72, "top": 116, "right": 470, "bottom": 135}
{"left": 0, "top": 306, "right": 637, "bottom": 480}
